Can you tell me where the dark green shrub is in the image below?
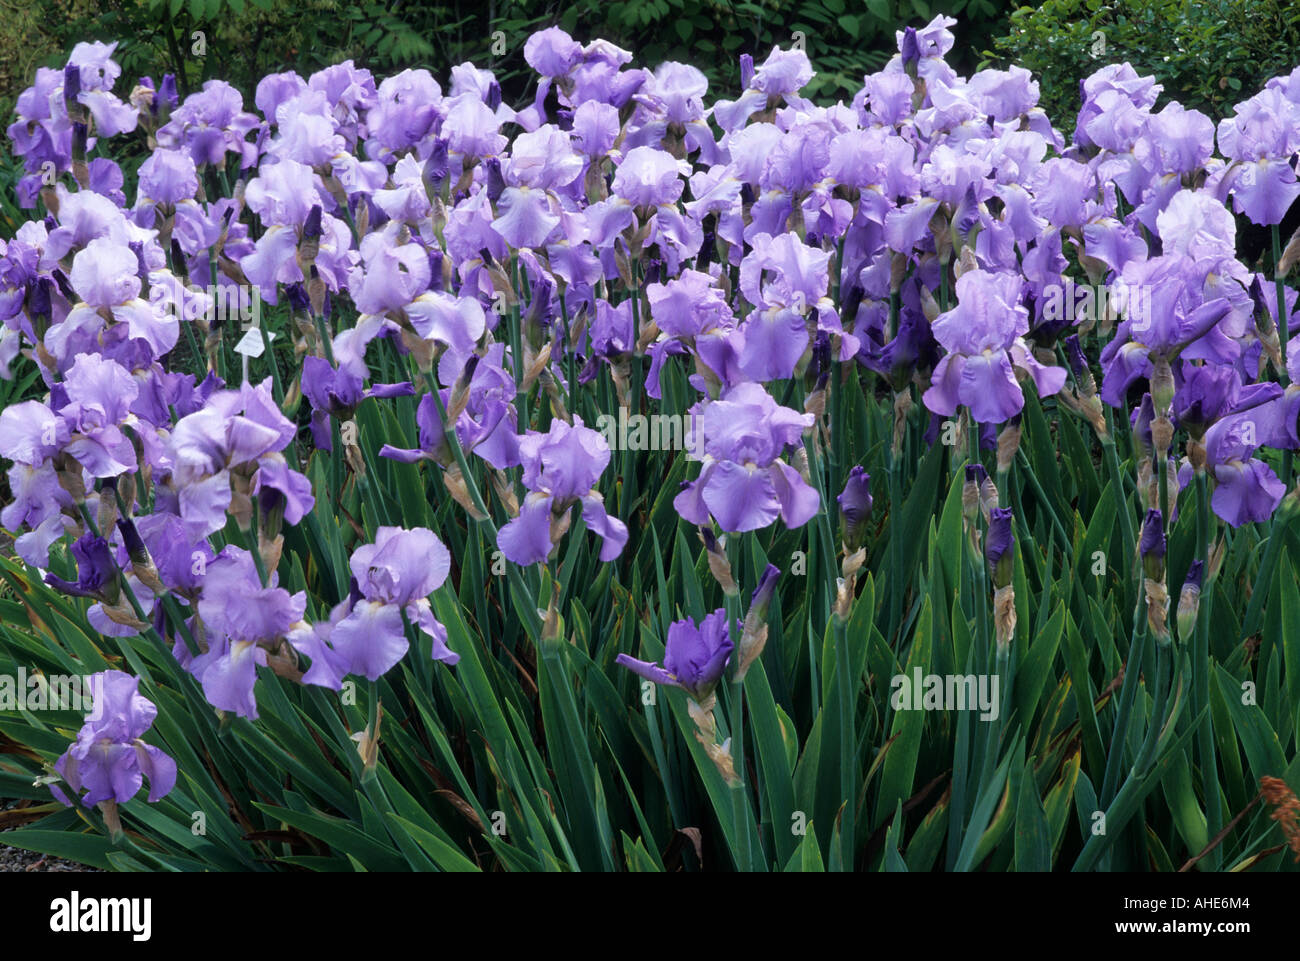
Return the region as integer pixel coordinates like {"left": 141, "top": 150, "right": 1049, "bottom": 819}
{"left": 988, "top": 0, "right": 1300, "bottom": 123}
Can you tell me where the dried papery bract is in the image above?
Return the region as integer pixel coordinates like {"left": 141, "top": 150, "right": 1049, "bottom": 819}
{"left": 1260, "top": 776, "right": 1300, "bottom": 862}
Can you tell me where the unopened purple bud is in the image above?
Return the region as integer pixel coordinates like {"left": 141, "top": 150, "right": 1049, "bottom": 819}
{"left": 965, "top": 463, "right": 989, "bottom": 486}
{"left": 951, "top": 183, "right": 981, "bottom": 248}
{"left": 129, "top": 241, "right": 149, "bottom": 282}
{"left": 1248, "top": 274, "right": 1271, "bottom": 323}
{"left": 698, "top": 230, "right": 715, "bottom": 272}
{"left": 117, "top": 515, "right": 148, "bottom": 567}
{"left": 427, "top": 247, "right": 444, "bottom": 291}
{"left": 1177, "top": 559, "right": 1203, "bottom": 639}
{"left": 810, "top": 330, "right": 832, "bottom": 386}
{"left": 63, "top": 64, "right": 82, "bottom": 107}
{"left": 837, "top": 466, "right": 873, "bottom": 551}
{"left": 157, "top": 74, "right": 179, "bottom": 113}
{"left": 523, "top": 275, "right": 555, "bottom": 337}
{"left": 286, "top": 283, "right": 310, "bottom": 314}
{"left": 424, "top": 140, "right": 449, "bottom": 190}
{"left": 1063, "top": 334, "right": 1089, "bottom": 379}
{"left": 840, "top": 282, "right": 864, "bottom": 328}
{"left": 71, "top": 121, "right": 88, "bottom": 159}
{"left": 699, "top": 526, "right": 720, "bottom": 554}
{"left": 1132, "top": 394, "right": 1155, "bottom": 456}
{"left": 900, "top": 27, "right": 921, "bottom": 66}
{"left": 750, "top": 564, "right": 780, "bottom": 618}
{"left": 1140, "top": 508, "right": 1166, "bottom": 578}
{"left": 484, "top": 157, "right": 505, "bottom": 203}
{"left": 52, "top": 268, "right": 77, "bottom": 303}
{"left": 486, "top": 80, "right": 502, "bottom": 111}
{"left": 986, "top": 507, "right": 1015, "bottom": 587}
{"left": 28, "top": 276, "right": 52, "bottom": 321}
{"left": 303, "top": 205, "right": 323, "bottom": 241}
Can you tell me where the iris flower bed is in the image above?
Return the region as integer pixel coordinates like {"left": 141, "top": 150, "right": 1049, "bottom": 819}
{"left": 1, "top": 16, "right": 1300, "bottom": 872}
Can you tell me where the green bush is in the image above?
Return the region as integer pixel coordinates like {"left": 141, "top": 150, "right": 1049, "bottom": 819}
{"left": 988, "top": 0, "right": 1300, "bottom": 124}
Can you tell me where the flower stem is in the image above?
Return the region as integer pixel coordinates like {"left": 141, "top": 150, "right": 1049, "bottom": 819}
{"left": 724, "top": 535, "right": 754, "bottom": 871}
{"left": 425, "top": 374, "right": 542, "bottom": 641}
{"left": 1193, "top": 470, "right": 1222, "bottom": 869}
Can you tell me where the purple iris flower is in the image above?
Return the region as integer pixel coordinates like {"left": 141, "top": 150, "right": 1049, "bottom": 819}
{"left": 135, "top": 148, "right": 199, "bottom": 208}
{"left": 644, "top": 270, "right": 740, "bottom": 396}
{"left": 44, "top": 531, "right": 119, "bottom": 602}
{"left": 1217, "top": 87, "right": 1300, "bottom": 226}
{"left": 922, "top": 269, "right": 1065, "bottom": 424}
{"left": 155, "top": 79, "right": 260, "bottom": 169}
{"left": 379, "top": 346, "right": 520, "bottom": 470}
{"left": 1197, "top": 412, "right": 1286, "bottom": 527}
{"left": 1172, "top": 361, "right": 1279, "bottom": 440}
{"left": 497, "top": 417, "right": 628, "bottom": 566}
{"left": 51, "top": 670, "right": 176, "bottom": 808}
{"left": 165, "top": 379, "right": 299, "bottom": 537}
{"left": 192, "top": 547, "right": 306, "bottom": 718}
{"left": 1074, "top": 63, "right": 1162, "bottom": 152}
{"left": 736, "top": 232, "right": 857, "bottom": 381}
{"left": 673, "top": 382, "right": 819, "bottom": 533}
{"left": 1099, "top": 255, "right": 1238, "bottom": 408}
{"left": 2, "top": 458, "right": 72, "bottom": 566}
{"left": 615, "top": 610, "right": 735, "bottom": 702}
{"left": 47, "top": 237, "right": 178, "bottom": 363}
{"left": 301, "top": 354, "right": 413, "bottom": 450}
{"left": 292, "top": 527, "right": 458, "bottom": 683}
{"left": 524, "top": 27, "right": 583, "bottom": 79}
{"left": 135, "top": 511, "right": 214, "bottom": 597}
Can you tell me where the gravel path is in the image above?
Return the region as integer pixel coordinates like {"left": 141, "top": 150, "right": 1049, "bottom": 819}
{"left": 1, "top": 798, "right": 100, "bottom": 872}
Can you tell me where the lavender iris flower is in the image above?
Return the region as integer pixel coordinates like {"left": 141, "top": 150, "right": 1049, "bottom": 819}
{"left": 1217, "top": 87, "right": 1300, "bottom": 226}
{"left": 45, "top": 530, "right": 119, "bottom": 602}
{"left": 922, "top": 269, "right": 1065, "bottom": 424}
{"left": 190, "top": 547, "right": 306, "bottom": 718}
{"left": 615, "top": 609, "right": 735, "bottom": 702}
{"left": 45, "top": 237, "right": 179, "bottom": 364}
{"left": 166, "top": 379, "right": 301, "bottom": 537}
{"left": 1099, "top": 255, "right": 1238, "bottom": 407}
{"left": 293, "top": 527, "right": 458, "bottom": 683}
{"left": 1198, "top": 412, "right": 1286, "bottom": 526}
{"left": 52, "top": 670, "right": 176, "bottom": 807}
{"left": 497, "top": 417, "right": 628, "bottom": 566}
{"left": 301, "top": 354, "right": 413, "bottom": 450}
{"left": 673, "top": 382, "right": 819, "bottom": 533}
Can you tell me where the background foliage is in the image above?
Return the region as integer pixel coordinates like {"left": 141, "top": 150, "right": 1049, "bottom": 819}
{"left": 989, "top": 0, "right": 1300, "bottom": 124}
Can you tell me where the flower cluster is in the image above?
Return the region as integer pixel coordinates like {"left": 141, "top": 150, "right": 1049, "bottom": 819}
{"left": 3, "top": 18, "right": 1300, "bottom": 828}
